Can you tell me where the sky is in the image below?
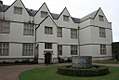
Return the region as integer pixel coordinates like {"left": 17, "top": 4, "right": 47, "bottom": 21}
{"left": 2, "top": 0, "right": 119, "bottom": 42}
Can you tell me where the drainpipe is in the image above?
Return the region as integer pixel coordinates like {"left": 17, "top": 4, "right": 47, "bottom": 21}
{"left": 34, "top": 23, "right": 41, "bottom": 64}
{"left": 78, "top": 26, "right": 80, "bottom": 56}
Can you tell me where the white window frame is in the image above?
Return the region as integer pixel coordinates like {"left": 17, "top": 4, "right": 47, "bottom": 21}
{"left": 14, "top": 6, "right": 23, "bottom": 15}
{"left": 100, "top": 44, "right": 106, "bottom": 55}
{"left": 41, "top": 11, "right": 48, "bottom": 18}
{"left": 45, "top": 26, "right": 53, "bottom": 34}
{"left": 71, "top": 29, "right": 77, "bottom": 39}
{"left": 99, "top": 27, "right": 106, "bottom": 38}
{"left": 0, "top": 43, "right": 9, "bottom": 56}
{"left": 22, "top": 43, "right": 34, "bottom": 56}
{"left": 71, "top": 45, "right": 78, "bottom": 55}
{"left": 63, "top": 15, "right": 69, "bottom": 22}
{"left": 0, "top": 20, "right": 10, "bottom": 34}
{"left": 24, "top": 23, "right": 34, "bottom": 35}
{"left": 57, "top": 27, "right": 62, "bottom": 37}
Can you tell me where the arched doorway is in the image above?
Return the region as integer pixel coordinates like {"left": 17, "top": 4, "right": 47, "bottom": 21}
{"left": 45, "top": 52, "right": 52, "bottom": 64}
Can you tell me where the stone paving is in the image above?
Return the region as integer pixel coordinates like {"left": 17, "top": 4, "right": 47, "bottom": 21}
{"left": 0, "top": 63, "right": 119, "bottom": 80}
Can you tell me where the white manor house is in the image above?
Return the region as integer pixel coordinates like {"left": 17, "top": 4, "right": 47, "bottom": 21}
{"left": 0, "top": 0, "right": 112, "bottom": 63}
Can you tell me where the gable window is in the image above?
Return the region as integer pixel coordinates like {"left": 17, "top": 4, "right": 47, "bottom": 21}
{"left": 99, "top": 15, "right": 104, "bottom": 21}
{"left": 0, "top": 20, "right": 10, "bottom": 34}
{"left": 99, "top": 27, "right": 106, "bottom": 37}
{"left": 0, "top": 43, "right": 9, "bottom": 56}
{"left": 71, "top": 29, "right": 77, "bottom": 39}
{"left": 45, "top": 43, "right": 52, "bottom": 49}
{"left": 45, "top": 26, "right": 53, "bottom": 34}
{"left": 58, "top": 45, "right": 62, "bottom": 55}
{"left": 14, "top": 6, "right": 22, "bottom": 15}
{"left": 57, "top": 27, "right": 62, "bottom": 37}
{"left": 71, "top": 45, "right": 77, "bottom": 55}
{"left": 63, "top": 15, "right": 69, "bottom": 22}
{"left": 100, "top": 44, "right": 106, "bottom": 55}
{"left": 24, "top": 23, "right": 34, "bottom": 35}
{"left": 22, "top": 43, "right": 34, "bottom": 56}
{"left": 41, "top": 11, "right": 48, "bottom": 18}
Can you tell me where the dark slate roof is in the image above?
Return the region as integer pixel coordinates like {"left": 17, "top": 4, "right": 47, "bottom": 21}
{"left": 51, "top": 13, "right": 59, "bottom": 20}
{"left": 0, "top": 4, "right": 9, "bottom": 12}
{"left": 71, "top": 17, "right": 80, "bottom": 23}
{"left": 80, "top": 10, "right": 98, "bottom": 22}
{"left": 51, "top": 13, "right": 80, "bottom": 23}
{"left": 26, "top": 9, "right": 37, "bottom": 16}
{"left": 0, "top": 3, "right": 80, "bottom": 23}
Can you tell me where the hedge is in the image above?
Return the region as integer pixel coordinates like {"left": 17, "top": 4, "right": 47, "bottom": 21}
{"left": 57, "top": 65, "right": 109, "bottom": 77}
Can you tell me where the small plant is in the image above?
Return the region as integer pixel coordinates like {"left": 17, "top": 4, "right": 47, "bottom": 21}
{"left": 57, "top": 65, "right": 109, "bottom": 77}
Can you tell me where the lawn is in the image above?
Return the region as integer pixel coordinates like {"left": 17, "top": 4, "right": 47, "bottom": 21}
{"left": 95, "top": 60, "right": 119, "bottom": 64}
{"left": 19, "top": 66, "right": 119, "bottom": 80}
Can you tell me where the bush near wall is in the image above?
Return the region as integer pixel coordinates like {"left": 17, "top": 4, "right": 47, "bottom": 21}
{"left": 57, "top": 65, "right": 109, "bottom": 77}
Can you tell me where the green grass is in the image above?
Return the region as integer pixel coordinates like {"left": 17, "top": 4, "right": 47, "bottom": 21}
{"left": 96, "top": 60, "right": 119, "bottom": 64}
{"left": 19, "top": 66, "right": 119, "bottom": 80}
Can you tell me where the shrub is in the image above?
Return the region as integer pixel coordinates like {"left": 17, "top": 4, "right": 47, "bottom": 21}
{"left": 57, "top": 65, "right": 109, "bottom": 77}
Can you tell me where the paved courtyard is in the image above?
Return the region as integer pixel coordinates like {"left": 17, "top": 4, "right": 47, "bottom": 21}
{"left": 0, "top": 63, "right": 119, "bottom": 80}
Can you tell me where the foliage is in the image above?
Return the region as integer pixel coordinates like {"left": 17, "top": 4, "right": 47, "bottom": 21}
{"left": 57, "top": 65, "right": 109, "bottom": 77}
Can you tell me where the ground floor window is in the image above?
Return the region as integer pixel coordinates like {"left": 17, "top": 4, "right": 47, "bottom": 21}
{"left": 71, "top": 45, "right": 78, "bottom": 55}
{"left": 22, "top": 43, "right": 34, "bottom": 56}
{"left": 0, "top": 42, "right": 9, "bottom": 56}
{"left": 58, "top": 45, "right": 62, "bottom": 55}
{"left": 45, "top": 43, "right": 52, "bottom": 49}
{"left": 100, "top": 44, "right": 106, "bottom": 55}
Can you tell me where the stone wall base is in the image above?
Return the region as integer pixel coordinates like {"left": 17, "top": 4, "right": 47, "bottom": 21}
{"left": 92, "top": 56, "right": 112, "bottom": 61}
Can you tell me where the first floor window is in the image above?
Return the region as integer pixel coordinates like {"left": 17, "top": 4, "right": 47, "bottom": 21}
{"left": 57, "top": 27, "right": 62, "bottom": 37}
{"left": 0, "top": 43, "right": 9, "bottom": 56}
{"left": 22, "top": 43, "right": 34, "bottom": 56}
{"left": 100, "top": 44, "right": 106, "bottom": 55}
{"left": 24, "top": 23, "right": 34, "bottom": 35}
{"left": 45, "top": 43, "right": 52, "bottom": 49}
{"left": 99, "top": 27, "right": 106, "bottom": 38}
{"left": 0, "top": 20, "right": 10, "bottom": 34}
{"left": 71, "top": 45, "right": 77, "bottom": 55}
{"left": 71, "top": 29, "right": 77, "bottom": 39}
{"left": 58, "top": 45, "right": 62, "bottom": 55}
{"left": 45, "top": 26, "right": 53, "bottom": 34}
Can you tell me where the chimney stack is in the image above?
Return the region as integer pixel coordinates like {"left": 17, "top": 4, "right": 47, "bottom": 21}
{"left": 0, "top": 0, "right": 3, "bottom": 4}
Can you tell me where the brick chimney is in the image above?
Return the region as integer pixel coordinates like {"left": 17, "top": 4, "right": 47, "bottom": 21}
{"left": 0, "top": 0, "right": 3, "bottom": 4}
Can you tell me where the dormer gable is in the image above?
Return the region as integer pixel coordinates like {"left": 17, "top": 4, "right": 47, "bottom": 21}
{"left": 58, "top": 7, "right": 74, "bottom": 23}
{"left": 34, "top": 3, "right": 52, "bottom": 24}
{"left": 36, "top": 15, "right": 57, "bottom": 30}
{"left": 6, "top": 0, "right": 29, "bottom": 16}
{"left": 34, "top": 3, "right": 52, "bottom": 18}
{"left": 94, "top": 8, "right": 109, "bottom": 23}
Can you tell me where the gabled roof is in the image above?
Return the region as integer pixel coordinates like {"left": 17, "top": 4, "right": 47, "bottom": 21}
{"left": 80, "top": 9, "right": 99, "bottom": 22}
{"left": 36, "top": 15, "right": 58, "bottom": 30}
{"left": 0, "top": 1, "right": 89, "bottom": 23}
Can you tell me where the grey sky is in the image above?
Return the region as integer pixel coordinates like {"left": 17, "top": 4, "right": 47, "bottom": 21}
{"left": 3, "top": 0, "right": 119, "bottom": 42}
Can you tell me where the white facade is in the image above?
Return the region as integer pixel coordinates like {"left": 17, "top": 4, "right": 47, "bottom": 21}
{"left": 0, "top": 0, "right": 112, "bottom": 63}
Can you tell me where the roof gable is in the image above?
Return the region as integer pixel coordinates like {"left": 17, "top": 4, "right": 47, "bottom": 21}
{"left": 34, "top": 2, "right": 52, "bottom": 17}
{"left": 58, "top": 7, "right": 74, "bottom": 23}
{"left": 94, "top": 8, "right": 109, "bottom": 22}
{"left": 36, "top": 15, "right": 58, "bottom": 30}
{"left": 5, "top": 0, "right": 30, "bottom": 16}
